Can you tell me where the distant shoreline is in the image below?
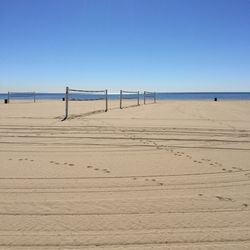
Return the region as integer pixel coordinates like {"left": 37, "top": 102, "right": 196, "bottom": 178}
{"left": 1, "top": 92, "right": 250, "bottom": 101}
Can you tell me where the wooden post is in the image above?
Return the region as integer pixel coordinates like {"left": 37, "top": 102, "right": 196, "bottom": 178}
{"left": 33, "top": 92, "right": 36, "bottom": 103}
{"left": 120, "top": 90, "right": 122, "bottom": 109}
{"left": 137, "top": 91, "right": 140, "bottom": 106}
{"left": 105, "top": 89, "right": 108, "bottom": 112}
{"left": 154, "top": 92, "right": 156, "bottom": 103}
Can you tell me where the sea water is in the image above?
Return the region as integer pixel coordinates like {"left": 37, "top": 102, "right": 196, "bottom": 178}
{"left": 0, "top": 92, "right": 250, "bottom": 101}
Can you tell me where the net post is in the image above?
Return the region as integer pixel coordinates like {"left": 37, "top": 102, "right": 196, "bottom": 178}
{"left": 144, "top": 91, "right": 146, "bottom": 105}
{"left": 63, "top": 86, "right": 69, "bottom": 120}
{"left": 154, "top": 92, "right": 156, "bottom": 103}
{"left": 33, "top": 92, "right": 36, "bottom": 103}
{"left": 137, "top": 91, "right": 140, "bottom": 106}
{"left": 120, "top": 90, "right": 122, "bottom": 109}
{"left": 105, "top": 89, "right": 108, "bottom": 112}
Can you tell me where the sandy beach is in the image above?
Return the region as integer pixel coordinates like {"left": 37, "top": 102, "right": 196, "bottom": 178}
{"left": 0, "top": 99, "right": 250, "bottom": 249}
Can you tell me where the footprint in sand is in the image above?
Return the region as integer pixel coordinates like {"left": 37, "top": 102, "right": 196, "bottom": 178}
{"left": 68, "top": 163, "right": 75, "bottom": 166}
{"left": 215, "top": 162, "right": 223, "bottom": 166}
{"left": 224, "top": 197, "right": 233, "bottom": 201}
{"left": 94, "top": 168, "right": 99, "bottom": 171}
{"left": 87, "top": 166, "right": 93, "bottom": 168}
{"left": 221, "top": 168, "right": 232, "bottom": 173}
{"left": 8, "top": 158, "right": 12, "bottom": 160}
{"left": 242, "top": 203, "right": 248, "bottom": 207}
{"left": 198, "top": 194, "right": 203, "bottom": 196}
{"left": 216, "top": 196, "right": 233, "bottom": 202}
{"left": 18, "top": 159, "right": 23, "bottom": 161}
{"left": 215, "top": 196, "right": 224, "bottom": 201}
{"left": 158, "top": 182, "right": 164, "bottom": 186}
{"left": 103, "top": 169, "right": 111, "bottom": 173}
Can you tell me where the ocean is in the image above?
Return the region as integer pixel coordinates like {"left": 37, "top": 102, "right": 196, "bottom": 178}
{"left": 0, "top": 92, "right": 250, "bottom": 101}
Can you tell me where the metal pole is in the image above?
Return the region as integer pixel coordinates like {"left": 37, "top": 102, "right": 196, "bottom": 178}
{"left": 137, "top": 91, "right": 140, "bottom": 106}
{"left": 105, "top": 89, "right": 108, "bottom": 112}
{"left": 120, "top": 90, "right": 122, "bottom": 109}
{"left": 64, "top": 86, "right": 69, "bottom": 120}
{"left": 144, "top": 91, "right": 146, "bottom": 105}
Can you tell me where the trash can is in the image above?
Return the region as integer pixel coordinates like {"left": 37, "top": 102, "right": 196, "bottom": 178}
{"left": 4, "top": 99, "right": 9, "bottom": 104}
{"left": 214, "top": 98, "right": 217, "bottom": 102}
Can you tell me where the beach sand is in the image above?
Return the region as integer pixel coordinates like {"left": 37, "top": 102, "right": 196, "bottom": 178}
{"left": 0, "top": 99, "right": 250, "bottom": 249}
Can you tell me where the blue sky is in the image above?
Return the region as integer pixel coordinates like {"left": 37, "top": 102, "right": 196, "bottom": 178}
{"left": 0, "top": 0, "right": 250, "bottom": 92}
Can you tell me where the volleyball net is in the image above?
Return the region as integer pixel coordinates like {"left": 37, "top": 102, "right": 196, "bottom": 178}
{"left": 144, "top": 91, "right": 156, "bottom": 104}
{"left": 120, "top": 90, "right": 140, "bottom": 109}
{"left": 7, "top": 92, "right": 36, "bottom": 103}
{"left": 63, "top": 87, "right": 108, "bottom": 120}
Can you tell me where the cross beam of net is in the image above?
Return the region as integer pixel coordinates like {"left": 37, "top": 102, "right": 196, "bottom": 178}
{"left": 69, "top": 89, "right": 106, "bottom": 93}
{"left": 122, "top": 90, "right": 138, "bottom": 94}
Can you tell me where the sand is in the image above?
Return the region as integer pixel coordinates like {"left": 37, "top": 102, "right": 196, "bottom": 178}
{"left": 0, "top": 99, "right": 250, "bottom": 249}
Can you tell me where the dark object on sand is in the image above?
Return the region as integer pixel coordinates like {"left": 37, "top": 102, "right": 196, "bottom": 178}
{"left": 214, "top": 97, "right": 217, "bottom": 102}
{"left": 62, "top": 97, "right": 65, "bottom": 101}
{"left": 4, "top": 99, "right": 9, "bottom": 104}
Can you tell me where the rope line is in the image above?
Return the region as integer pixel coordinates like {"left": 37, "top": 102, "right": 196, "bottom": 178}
{"left": 122, "top": 90, "right": 139, "bottom": 94}
{"left": 69, "top": 89, "right": 106, "bottom": 93}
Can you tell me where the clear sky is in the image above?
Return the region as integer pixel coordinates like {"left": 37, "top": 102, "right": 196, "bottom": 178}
{"left": 0, "top": 0, "right": 250, "bottom": 92}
